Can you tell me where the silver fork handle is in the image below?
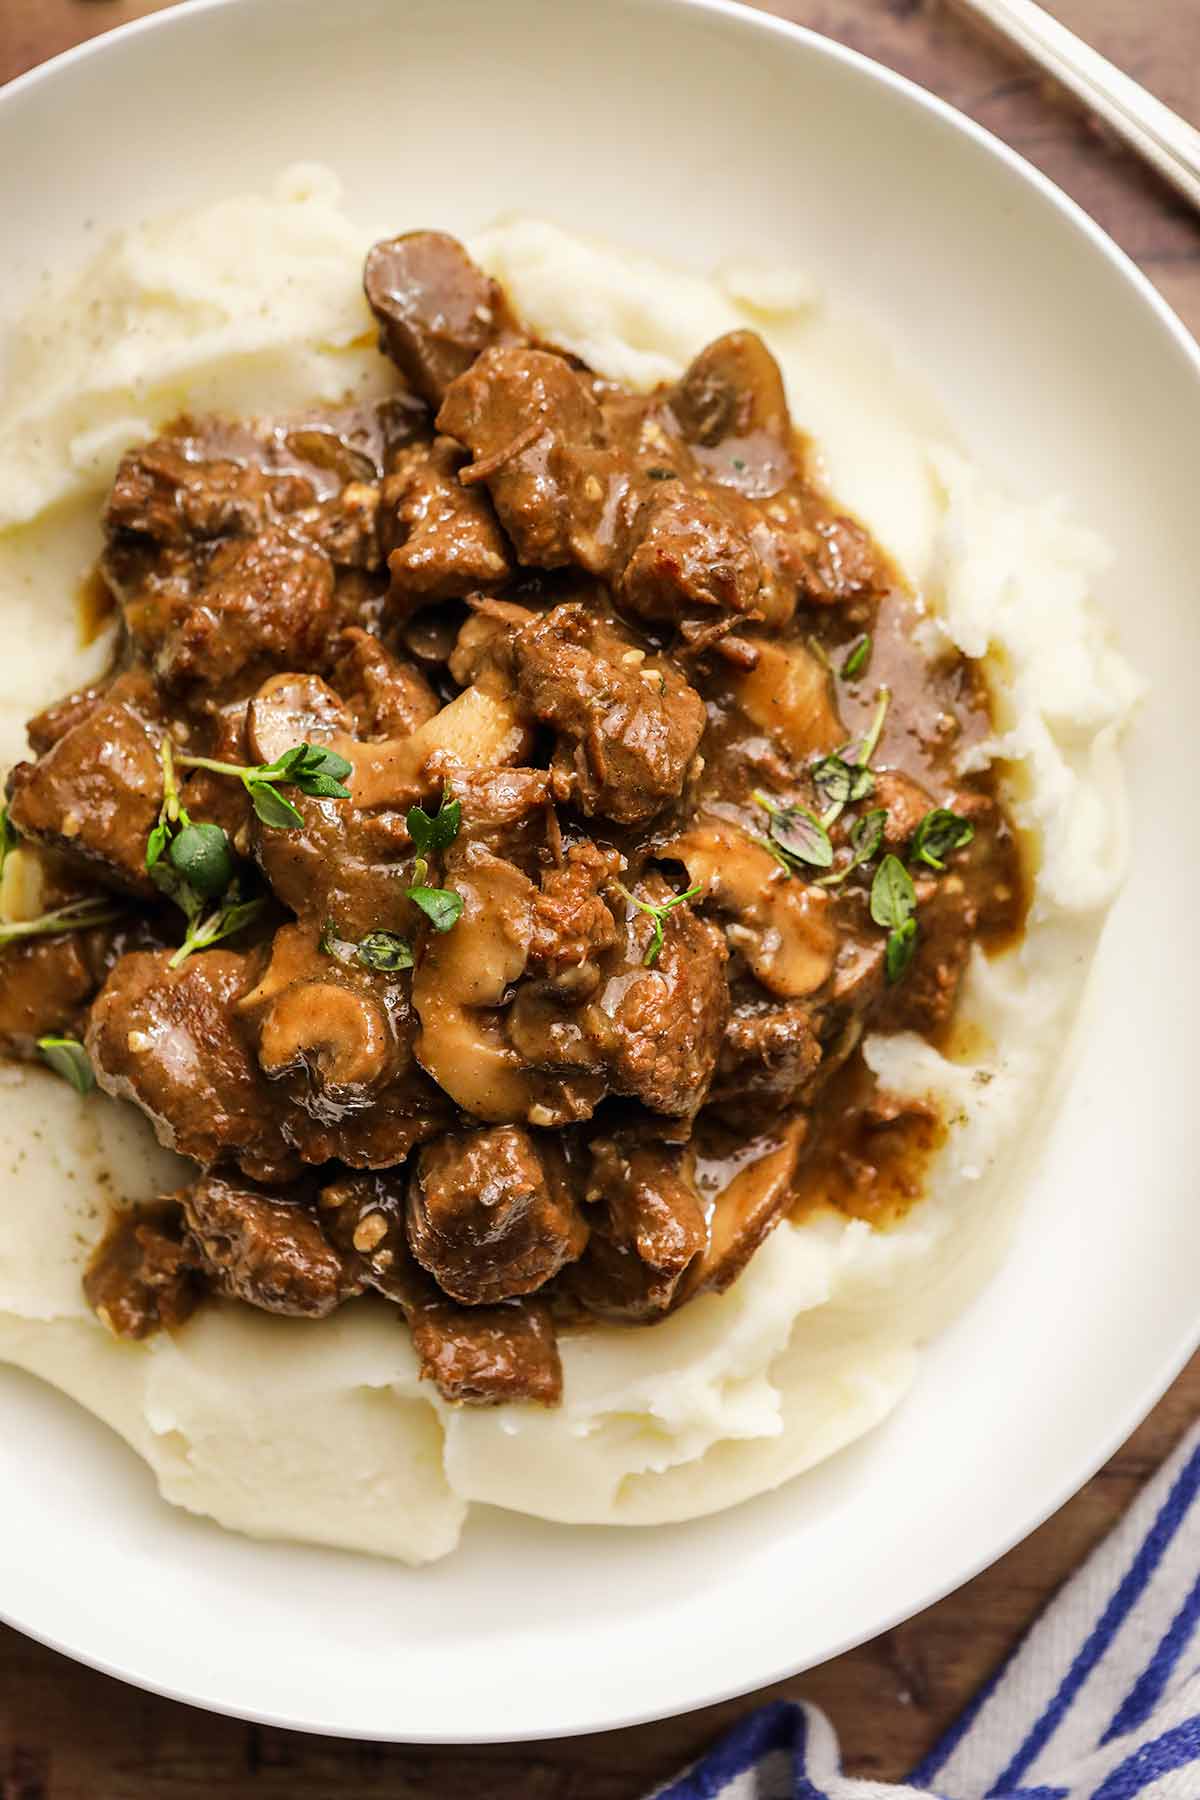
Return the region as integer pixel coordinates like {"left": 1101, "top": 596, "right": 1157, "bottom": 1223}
{"left": 951, "top": 0, "right": 1200, "bottom": 216}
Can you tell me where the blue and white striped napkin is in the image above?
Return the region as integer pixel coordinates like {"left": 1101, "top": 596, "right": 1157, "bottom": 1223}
{"left": 650, "top": 1422, "right": 1200, "bottom": 1800}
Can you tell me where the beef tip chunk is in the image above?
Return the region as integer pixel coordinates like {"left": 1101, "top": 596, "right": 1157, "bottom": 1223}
{"left": 407, "top": 1295, "right": 562, "bottom": 1406}
{"left": 619, "top": 483, "right": 761, "bottom": 627}
{"left": 0, "top": 930, "right": 110, "bottom": 1058}
{"left": 83, "top": 1201, "right": 204, "bottom": 1339}
{"left": 527, "top": 841, "right": 620, "bottom": 997}
{"left": 437, "top": 346, "right": 618, "bottom": 569}
{"left": 597, "top": 875, "right": 729, "bottom": 1116}
{"left": 668, "top": 331, "right": 795, "bottom": 497}
{"left": 179, "top": 1174, "right": 360, "bottom": 1319}
{"left": 155, "top": 527, "right": 334, "bottom": 694}
{"left": 507, "top": 602, "right": 705, "bottom": 825}
{"left": 6, "top": 670, "right": 162, "bottom": 897}
{"left": 26, "top": 683, "right": 108, "bottom": 756}
{"left": 571, "top": 1138, "right": 707, "bottom": 1321}
{"left": 328, "top": 627, "right": 440, "bottom": 739}
{"left": 364, "top": 231, "right": 520, "bottom": 406}
{"left": 86, "top": 949, "right": 299, "bottom": 1183}
{"left": 874, "top": 769, "right": 936, "bottom": 849}
{"left": 245, "top": 673, "right": 414, "bottom": 939}
{"left": 106, "top": 426, "right": 314, "bottom": 549}
{"left": 408, "top": 1126, "right": 587, "bottom": 1305}
{"left": 381, "top": 437, "right": 512, "bottom": 606}
{"left": 241, "top": 922, "right": 451, "bottom": 1169}
{"left": 710, "top": 999, "right": 823, "bottom": 1111}
{"left": 319, "top": 1169, "right": 409, "bottom": 1299}
{"left": 880, "top": 876, "right": 977, "bottom": 1036}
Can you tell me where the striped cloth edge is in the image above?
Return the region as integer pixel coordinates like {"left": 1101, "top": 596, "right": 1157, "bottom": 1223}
{"left": 647, "top": 1421, "right": 1200, "bottom": 1800}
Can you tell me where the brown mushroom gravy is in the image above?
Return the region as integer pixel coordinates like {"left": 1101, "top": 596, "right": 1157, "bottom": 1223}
{"left": 0, "top": 230, "right": 1025, "bottom": 1407}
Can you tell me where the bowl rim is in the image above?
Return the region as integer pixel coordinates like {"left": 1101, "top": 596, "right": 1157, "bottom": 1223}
{"left": 1, "top": 0, "right": 1199, "bottom": 1746}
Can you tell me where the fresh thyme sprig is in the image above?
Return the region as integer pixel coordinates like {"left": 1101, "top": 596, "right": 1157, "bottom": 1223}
{"left": 36, "top": 1035, "right": 95, "bottom": 1094}
{"left": 613, "top": 881, "right": 702, "bottom": 968}
{"left": 0, "top": 895, "right": 124, "bottom": 950}
{"left": 175, "top": 741, "right": 353, "bottom": 830}
{"left": 320, "top": 923, "right": 415, "bottom": 973}
{"left": 404, "top": 788, "right": 464, "bottom": 932}
{"left": 911, "top": 807, "right": 975, "bottom": 871}
{"left": 168, "top": 896, "right": 266, "bottom": 971}
{"left": 870, "top": 853, "right": 918, "bottom": 983}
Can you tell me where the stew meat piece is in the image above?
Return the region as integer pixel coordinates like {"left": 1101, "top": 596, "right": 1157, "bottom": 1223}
{"left": 178, "top": 1174, "right": 362, "bottom": 1318}
{"left": 1, "top": 225, "right": 1025, "bottom": 1408}
{"left": 407, "top": 1125, "right": 587, "bottom": 1305}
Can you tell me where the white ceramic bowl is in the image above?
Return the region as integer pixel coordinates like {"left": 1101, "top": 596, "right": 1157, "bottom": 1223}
{"left": 1, "top": 0, "right": 1198, "bottom": 1744}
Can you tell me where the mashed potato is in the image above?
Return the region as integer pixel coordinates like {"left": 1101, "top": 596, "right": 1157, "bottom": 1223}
{"left": 0, "top": 170, "right": 1141, "bottom": 1561}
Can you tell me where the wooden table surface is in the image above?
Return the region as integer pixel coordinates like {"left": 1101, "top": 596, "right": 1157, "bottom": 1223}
{"left": 2, "top": 1, "right": 1198, "bottom": 1793}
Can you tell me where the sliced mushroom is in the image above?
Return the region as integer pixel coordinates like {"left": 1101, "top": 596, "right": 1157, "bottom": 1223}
{"left": 411, "top": 842, "right": 602, "bottom": 1125}
{"left": 408, "top": 1125, "right": 587, "bottom": 1305}
{"left": 722, "top": 638, "right": 844, "bottom": 758}
{"left": 680, "top": 1116, "right": 808, "bottom": 1298}
{"left": 665, "top": 818, "right": 837, "bottom": 998}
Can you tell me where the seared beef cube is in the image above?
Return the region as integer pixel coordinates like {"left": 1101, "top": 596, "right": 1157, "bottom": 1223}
{"left": 873, "top": 769, "right": 936, "bottom": 849}
{"left": 319, "top": 1169, "right": 409, "bottom": 1298}
{"left": 798, "top": 513, "right": 881, "bottom": 607}
{"left": 599, "top": 878, "right": 729, "bottom": 1116}
{"left": 407, "top": 1295, "right": 562, "bottom": 1406}
{"left": 437, "top": 347, "right": 616, "bottom": 569}
{"left": 527, "top": 841, "right": 619, "bottom": 995}
{"left": 297, "top": 481, "right": 381, "bottom": 569}
{"left": 26, "top": 683, "right": 108, "bottom": 756}
{"left": 328, "top": 627, "right": 440, "bottom": 739}
{"left": 881, "top": 878, "right": 977, "bottom": 1036}
{"left": 156, "top": 527, "right": 334, "bottom": 693}
{"left": 509, "top": 871, "right": 729, "bottom": 1118}
{"left": 508, "top": 603, "right": 705, "bottom": 826}
{"left": 84, "top": 1202, "right": 204, "bottom": 1339}
{"left": 572, "top": 1139, "right": 707, "bottom": 1321}
{"left": 363, "top": 231, "right": 519, "bottom": 406}
{"left": 382, "top": 437, "right": 512, "bottom": 604}
{"left": 86, "top": 950, "right": 298, "bottom": 1183}
{"left": 6, "top": 670, "right": 162, "bottom": 896}
{"left": 242, "top": 922, "right": 451, "bottom": 1169}
{"left": 179, "top": 1174, "right": 360, "bottom": 1318}
{"left": 106, "top": 430, "right": 310, "bottom": 548}
{"left": 711, "top": 1000, "right": 823, "bottom": 1110}
{"left": 408, "top": 1126, "right": 587, "bottom": 1305}
{"left": 0, "top": 931, "right": 109, "bottom": 1058}
{"left": 620, "top": 485, "right": 760, "bottom": 625}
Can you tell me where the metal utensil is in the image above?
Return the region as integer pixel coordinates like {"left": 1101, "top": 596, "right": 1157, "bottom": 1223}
{"left": 949, "top": 0, "right": 1200, "bottom": 216}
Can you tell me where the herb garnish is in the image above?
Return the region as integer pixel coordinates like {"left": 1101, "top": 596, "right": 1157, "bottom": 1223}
{"left": 815, "top": 808, "right": 888, "bottom": 888}
{"left": 36, "top": 1035, "right": 95, "bottom": 1094}
{"left": 321, "top": 922, "right": 415, "bottom": 973}
{"left": 614, "top": 882, "right": 703, "bottom": 968}
{"left": 175, "top": 741, "right": 352, "bottom": 830}
{"left": 404, "top": 788, "right": 463, "bottom": 932}
{"left": 751, "top": 790, "right": 834, "bottom": 871}
{"left": 146, "top": 737, "right": 236, "bottom": 915}
{"left": 645, "top": 467, "right": 677, "bottom": 481}
{"left": 911, "top": 807, "right": 975, "bottom": 871}
{"left": 841, "top": 634, "right": 872, "bottom": 680}
{"left": 169, "top": 896, "right": 266, "bottom": 970}
{"left": 0, "top": 895, "right": 124, "bottom": 950}
{"left": 870, "top": 853, "right": 918, "bottom": 983}
{"left": 810, "top": 754, "right": 875, "bottom": 812}
{"left": 406, "top": 789, "right": 462, "bottom": 858}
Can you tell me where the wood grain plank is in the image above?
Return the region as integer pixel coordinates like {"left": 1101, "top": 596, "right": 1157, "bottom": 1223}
{"left": 1, "top": 1, "right": 1197, "bottom": 1791}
